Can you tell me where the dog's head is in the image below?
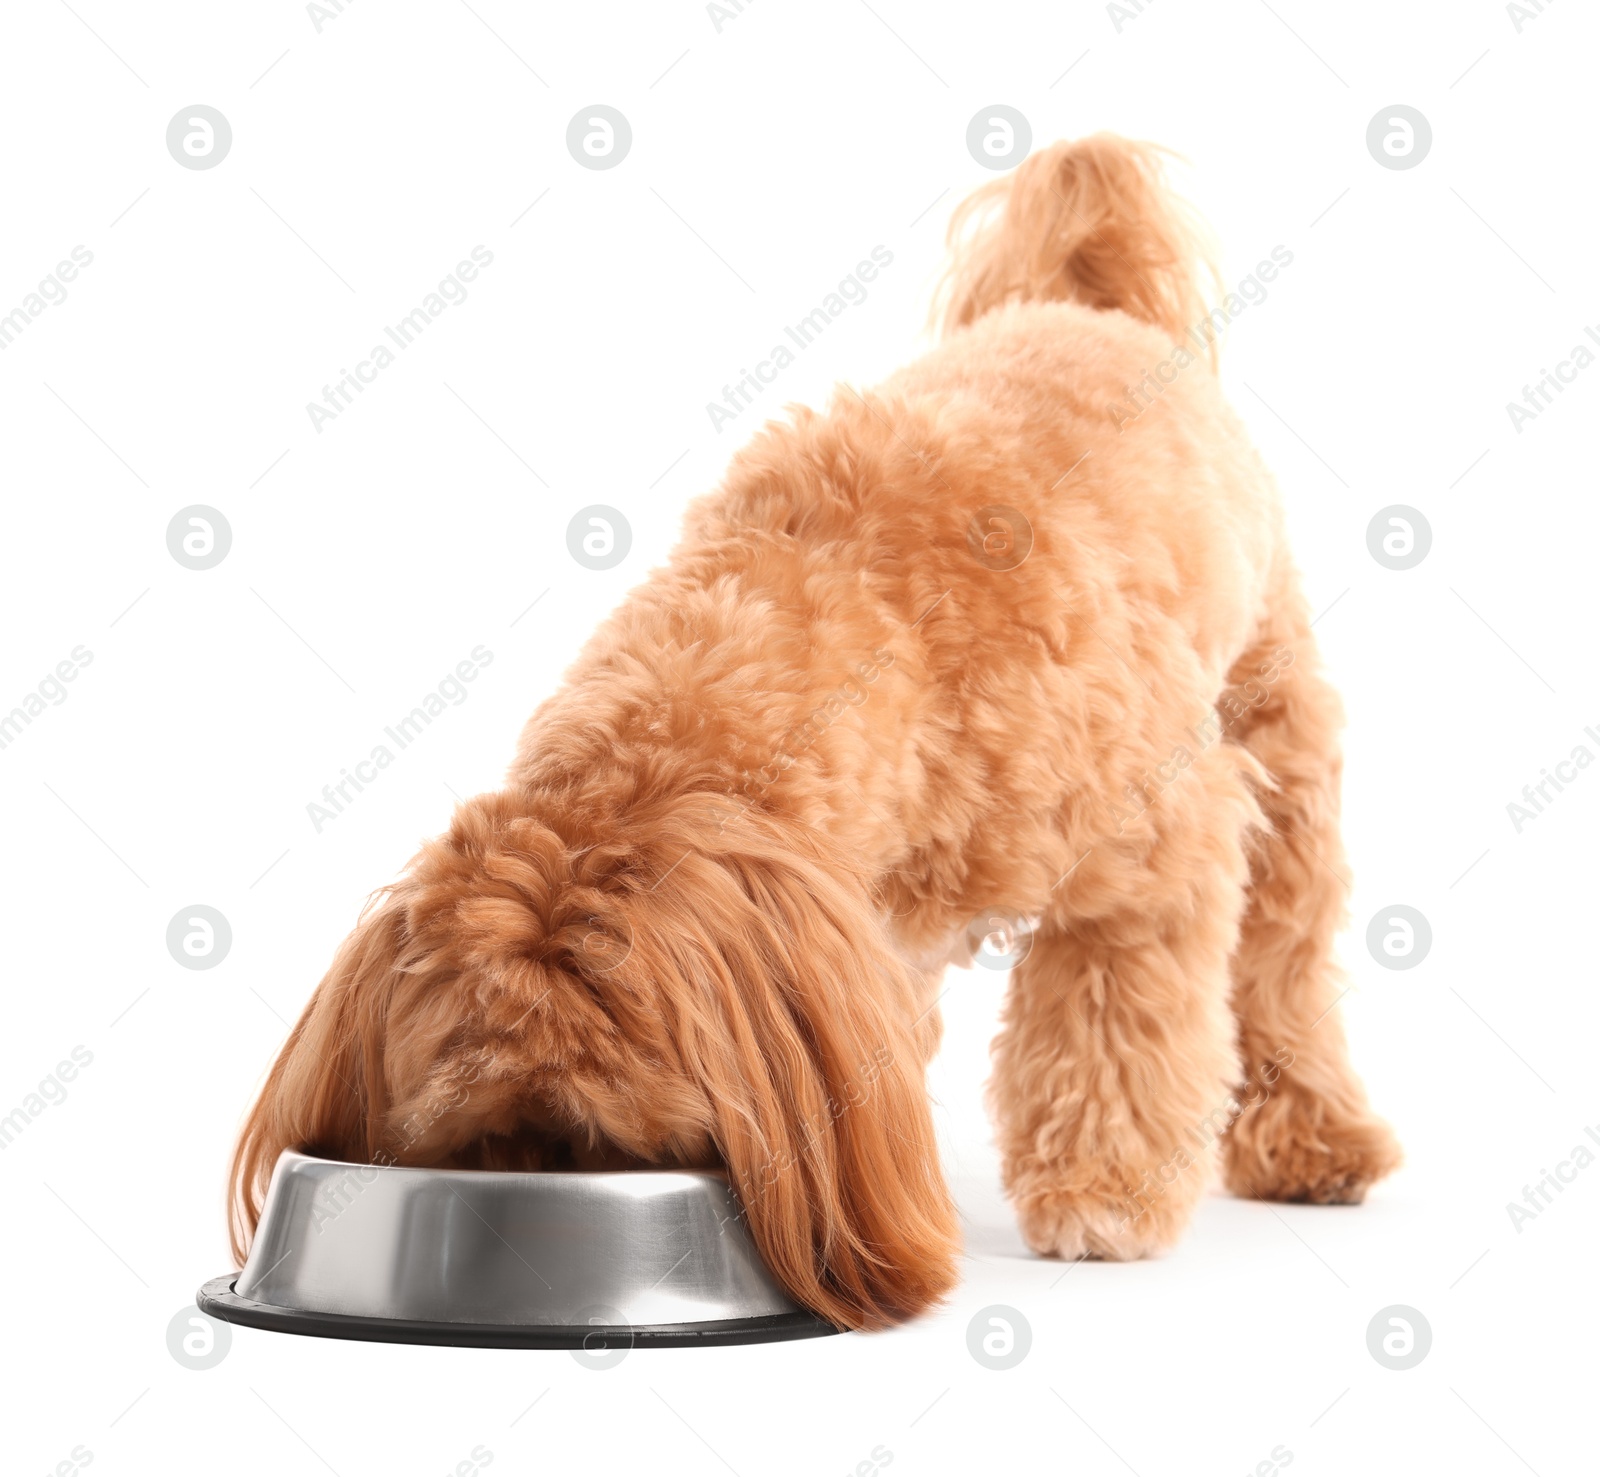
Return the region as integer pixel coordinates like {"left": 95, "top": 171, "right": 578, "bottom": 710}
{"left": 230, "top": 788, "right": 959, "bottom": 1329}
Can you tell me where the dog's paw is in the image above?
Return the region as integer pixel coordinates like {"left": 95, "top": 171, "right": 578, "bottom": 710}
{"left": 1012, "top": 1172, "right": 1200, "bottom": 1263}
{"left": 1225, "top": 1098, "right": 1401, "bottom": 1205}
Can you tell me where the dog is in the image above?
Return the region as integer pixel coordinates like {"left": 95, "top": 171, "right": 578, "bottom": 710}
{"left": 230, "top": 134, "right": 1400, "bottom": 1331}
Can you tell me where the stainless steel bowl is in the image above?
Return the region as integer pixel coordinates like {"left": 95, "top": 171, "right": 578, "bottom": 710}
{"left": 199, "top": 1150, "right": 838, "bottom": 1347}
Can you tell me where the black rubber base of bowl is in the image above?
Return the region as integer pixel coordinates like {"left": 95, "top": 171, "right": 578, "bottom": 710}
{"left": 197, "top": 1275, "right": 840, "bottom": 1349}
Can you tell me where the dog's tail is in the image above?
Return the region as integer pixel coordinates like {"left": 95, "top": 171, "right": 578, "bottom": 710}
{"left": 937, "top": 133, "right": 1218, "bottom": 353}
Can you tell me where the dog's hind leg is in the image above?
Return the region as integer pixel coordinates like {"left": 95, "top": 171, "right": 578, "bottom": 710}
{"left": 990, "top": 743, "right": 1258, "bottom": 1260}
{"left": 1219, "top": 582, "right": 1401, "bottom": 1204}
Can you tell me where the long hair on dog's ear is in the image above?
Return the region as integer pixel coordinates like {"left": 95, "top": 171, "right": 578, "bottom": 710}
{"left": 228, "top": 792, "right": 960, "bottom": 1330}
{"left": 937, "top": 132, "right": 1220, "bottom": 359}
{"left": 624, "top": 801, "right": 961, "bottom": 1329}
{"left": 227, "top": 899, "right": 404, "bottom": 1264}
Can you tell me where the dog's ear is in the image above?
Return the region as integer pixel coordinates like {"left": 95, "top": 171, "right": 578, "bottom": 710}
{"left": 636, "top": 804, "right": 962, "bottom": 1330}
{"left": 227, "top": 901, "right": 402, "bottom": 1263}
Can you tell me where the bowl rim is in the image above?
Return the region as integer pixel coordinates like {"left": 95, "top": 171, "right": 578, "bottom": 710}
{"left": 269, "top": 1147, "right": 740, "bottom": 1186}
{"left": 197, "top": 1273, "right": 841, "bottom": 1348}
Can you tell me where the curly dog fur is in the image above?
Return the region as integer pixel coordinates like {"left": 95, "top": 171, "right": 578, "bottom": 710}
{"left": 230, "top": 134, "right": 1399, "bottom": 1330}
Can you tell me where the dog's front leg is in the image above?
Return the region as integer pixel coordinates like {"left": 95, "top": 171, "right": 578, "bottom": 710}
{"left": 989, "top": 746, "right": 1257, "bottom": 1260}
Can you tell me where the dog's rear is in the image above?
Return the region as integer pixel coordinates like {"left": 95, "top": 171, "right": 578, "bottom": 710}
{"left": 938, "top": 134, "right": 1219, "bottom": 351}
{"left": 930, "top": 138, "right": 1399, "bottom": 1251}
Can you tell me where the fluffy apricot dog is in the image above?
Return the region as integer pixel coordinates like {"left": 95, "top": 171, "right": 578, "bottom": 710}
{"left": 231, "top": 134, "right": 1400, "bottom": 1330}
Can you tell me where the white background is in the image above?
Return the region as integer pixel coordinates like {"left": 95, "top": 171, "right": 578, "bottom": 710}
{"left": 3, "top": 1, "right": 1596, "bottom": 1472}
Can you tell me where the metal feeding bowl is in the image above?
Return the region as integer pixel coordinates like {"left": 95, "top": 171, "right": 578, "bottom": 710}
{"left": 198, "top": 1150, "right": 838, "bottom": 1348}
